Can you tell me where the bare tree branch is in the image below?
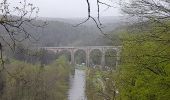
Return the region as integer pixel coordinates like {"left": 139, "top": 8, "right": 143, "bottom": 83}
{"left": 74, "top": 0, "right": 115, "bottom": 42}
{"left": 0, "top": 0, "right": 46, "bottom": 51}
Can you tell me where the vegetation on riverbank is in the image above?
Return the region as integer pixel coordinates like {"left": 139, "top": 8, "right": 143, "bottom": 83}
{"left": 116, "top": 21, "right": 170, "bottom": 100}
{"left": 86, "top": 68, "right": 118, "bottom": 100}
{"left": 0, "top": 56, "right": 73, "bottom": 100}
{"left": 86, "top": 21, "right": 170, "bottom": 100}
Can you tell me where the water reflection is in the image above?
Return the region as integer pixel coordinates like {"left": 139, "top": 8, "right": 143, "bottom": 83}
{"left": 68, "top": 69, "right": 87, "bottom": 100}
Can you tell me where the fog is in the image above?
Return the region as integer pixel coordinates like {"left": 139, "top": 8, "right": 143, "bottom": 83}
{"left": 9, "top": 0, "right": 121, "bottom": 18}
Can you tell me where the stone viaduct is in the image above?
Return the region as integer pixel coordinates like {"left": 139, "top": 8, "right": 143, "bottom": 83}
{"left": 41, "top": 46, "right": 121, "bottom": 67}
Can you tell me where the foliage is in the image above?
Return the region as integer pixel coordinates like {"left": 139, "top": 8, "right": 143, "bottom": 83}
{"left": 0, "top": 56, "right": 72, "bottom": 100}
{"left": 90, "top": 49, "right": 102, "bottom": 65}
{"left": 116, "top": 21, "right": 170, "bottom": 100}
{"left": 86, "top": 19, "right": 170, "bottom": 100}
{"left": 56, "top": 50, "right": 71, "bottom": 62}
{"left": 0, "top": 0, "right": 41, "bottom": 49}
{"left": 8, "top": 44, "right": 57, "bottom": 65}
{"left": 105, "top": 49, "right": 117, "bottom": 69}
{"left": 86, "top": 68, "right": 118, "bottom": 100}
{"left": 75, "top": 50, "right": 86, "bottom": 64}
{"left": 89, "top": 49, "right": 117, "bottom": 68}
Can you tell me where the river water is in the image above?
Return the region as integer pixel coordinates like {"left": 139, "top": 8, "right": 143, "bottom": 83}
{"left": 68, "top": 69, "right": 87, "bottom": 100}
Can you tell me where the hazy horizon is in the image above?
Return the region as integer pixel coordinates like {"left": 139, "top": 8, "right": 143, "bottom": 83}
{"left": 9, "top": 0, "right": 122, "bottom": 18}
{"left": 38, "top": 15, "right": 125, "bottom": 19}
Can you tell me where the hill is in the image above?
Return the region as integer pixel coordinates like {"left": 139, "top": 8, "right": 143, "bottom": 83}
{"left": 0, "top": 16, "right": 126, "bottom": 47}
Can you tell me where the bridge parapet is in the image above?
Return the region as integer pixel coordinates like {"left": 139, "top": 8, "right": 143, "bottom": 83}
{"left": 40, "top": 46, "right": 121, "bottom": 68}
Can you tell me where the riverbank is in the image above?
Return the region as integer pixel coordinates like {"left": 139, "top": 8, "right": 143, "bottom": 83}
{"left": 86, "top": 68, "right": 118, "bottom": 100}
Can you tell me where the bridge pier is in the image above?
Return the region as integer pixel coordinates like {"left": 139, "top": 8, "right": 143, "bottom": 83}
{"left": 86, "top": 48, "right": 90, "bottom": 67}
{"left": 115, "top": 49, "right": 121, "bottom": 69}
{"left": 70, "top": 49, "right": 75, "bottom": 65}
{"left": 42, "top": 46, "right": 121, "bottom": 68}
{"left": 101, "top": 51, "right": 105, "bottom": 67}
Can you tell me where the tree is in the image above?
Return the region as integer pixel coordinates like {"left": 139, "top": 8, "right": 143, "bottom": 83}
{"left": 120, "top": 0, "right": 170, "bottom": 75}
{"left": 122, "top": 0, "right": 169, "bottom": 18}
{"left": 0, "top": 0, "right": 47, "bottom": 71}
{"left": 115, "top": 0, "right": 170, "bottom": 99}
{"left": 0, "top": 0, "right": 44, "bottom": 49}
{"left": 0, "top": 1, "right": 45, "bottom": 97}
{"left": 77, "top": 0, "right": 116, "bottom": 40}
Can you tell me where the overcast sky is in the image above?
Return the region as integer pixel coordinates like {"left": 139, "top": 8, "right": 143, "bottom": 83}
{"left": 20, "top": 0, "right": 122, "bottom": 18}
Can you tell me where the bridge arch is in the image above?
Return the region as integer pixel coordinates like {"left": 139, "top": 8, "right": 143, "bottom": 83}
{"left": 57, "top": 50, "right": 71, "bottom": 62}
{"left": 74, "top": 49, "right": 86, "bottom": 65}
{"left": 89, "top": 49, "right": 102, "bottom": 66}
{"left": 105, "top": 49, "right": 117, "bottom": 69}
{"left": 41, "top": 46, "right": 121, "bottom": 68}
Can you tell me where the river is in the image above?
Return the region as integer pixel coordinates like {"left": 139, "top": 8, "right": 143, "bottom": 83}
{"left": 68, "top": 69, "right": 87, "bottom": 100}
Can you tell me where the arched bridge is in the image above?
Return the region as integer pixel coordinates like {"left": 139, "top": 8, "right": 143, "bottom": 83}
{"left": 41, "top": 46, "right": 121, "bottom": 67}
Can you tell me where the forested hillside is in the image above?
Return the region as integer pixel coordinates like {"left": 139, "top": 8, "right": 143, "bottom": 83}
{"left": 0, "top": 16, "right": 124, "bottom": 47}
{"left": 37, "top": 16, "right": 125, "bottom": 47}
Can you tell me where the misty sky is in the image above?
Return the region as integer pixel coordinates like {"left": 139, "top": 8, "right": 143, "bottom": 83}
{"left": 23, "top": 0, "right": 121, "bottom": 18}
